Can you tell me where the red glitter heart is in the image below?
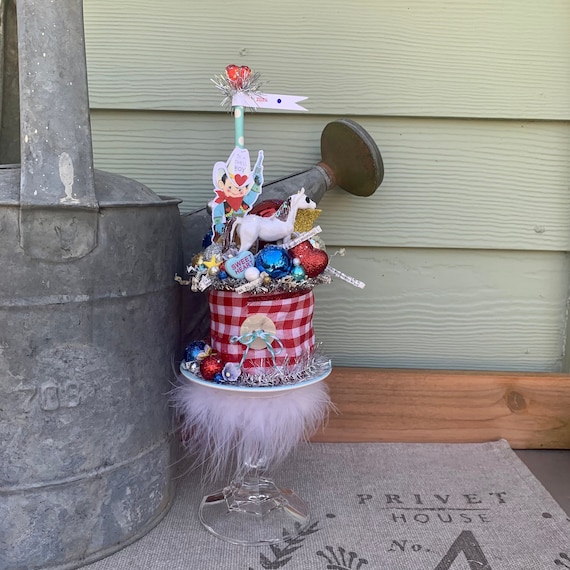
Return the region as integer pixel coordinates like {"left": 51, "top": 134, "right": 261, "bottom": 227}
{"left": 234, "top": 173, "right": 248, "bottom": 187}
{"left": 289, "top": 240, "right": 329, "bottom": 278}
{"left": 289, "top": 240, "right": 311, "bottom": 255}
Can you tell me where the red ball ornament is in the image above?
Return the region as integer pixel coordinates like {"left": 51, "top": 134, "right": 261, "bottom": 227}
{"left": 289, "top": 240, "right": 329, "bottom": 278}
{"left": 200, "top": 354, "right": 225, "bottom": 381}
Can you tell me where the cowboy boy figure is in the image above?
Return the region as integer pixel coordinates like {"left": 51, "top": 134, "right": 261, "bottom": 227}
{"left": 209, "top": 146, "right": 264, "bottom": 239}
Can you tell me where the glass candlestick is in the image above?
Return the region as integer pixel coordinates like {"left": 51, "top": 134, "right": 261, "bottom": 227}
{"left": 200, "top": 456, "right": 310, "bottom": 545}
{"left": 176, "top": 361, "right": 331, "bottom": 545}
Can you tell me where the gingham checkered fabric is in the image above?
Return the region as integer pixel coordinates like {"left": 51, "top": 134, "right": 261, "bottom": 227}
{"left": 208, "top": 290, "right": 315, "bottom": 370}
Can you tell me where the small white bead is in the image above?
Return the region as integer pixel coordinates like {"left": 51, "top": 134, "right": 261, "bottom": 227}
{"left": 244, "top": 267, "right": 261, "bottom": 281}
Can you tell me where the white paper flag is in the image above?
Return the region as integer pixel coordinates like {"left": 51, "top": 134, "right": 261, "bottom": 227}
{"left": 232, "top": 92, "right": 308, "bottom": 111}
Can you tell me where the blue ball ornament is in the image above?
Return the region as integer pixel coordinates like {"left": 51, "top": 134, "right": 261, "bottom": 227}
{"left": 218, "top": 270, "right": 228, "bottom": 280}
{"left": 213, "top": 372, "right": 225, "bottom": 384}
{"left": 291, "top": 264, "right": 306, "bottom": 282}
{"left": 184, "top": 340, "right": 209, "bottom": 362}
{"left": 255, "top": 245, "right": 292, "bottom": 279}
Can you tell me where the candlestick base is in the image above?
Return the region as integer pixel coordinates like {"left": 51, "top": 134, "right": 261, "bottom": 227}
{"left": 200, "top": 473, "right": 310, "bottom": 546}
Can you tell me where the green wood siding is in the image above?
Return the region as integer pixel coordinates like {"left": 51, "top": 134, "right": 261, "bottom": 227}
{"left": 84, "top": 0, "right": 570, "bottom": 119}
{"left": 83, "top": 0, "right": 570, "bottom": 372}
{"left": 314, "top": 249, "right": 569, "bottom": 371}
{"left": 90, "top": 112, "right": 570, "bottom": 250}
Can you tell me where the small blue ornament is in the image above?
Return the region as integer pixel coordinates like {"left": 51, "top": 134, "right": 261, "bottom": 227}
{"left": 291, "top": 265, "right": 306, "bottom": 282}
{"left": 213, "top": 372, "right": 224, "bottom": 384}
{"left": 218, "top": 270, "right": 228, "bottom": 280}
{"left": 255, "top": 245, "right": 292, "bottom": 279}
{"left": 184, "top": 340, "right": 209, "bottom": 362}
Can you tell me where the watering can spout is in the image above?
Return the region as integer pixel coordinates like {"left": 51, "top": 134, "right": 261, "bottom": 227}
{"left": 261, "top": 118, "right": 384, "bottom": 203}
{"left": 16, "top": 0, "right": 98, "bottom": 261}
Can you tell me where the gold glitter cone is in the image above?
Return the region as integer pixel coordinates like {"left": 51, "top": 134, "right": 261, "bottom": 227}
{"left": 294, "top": 209, "right": 322, "bottom": 233}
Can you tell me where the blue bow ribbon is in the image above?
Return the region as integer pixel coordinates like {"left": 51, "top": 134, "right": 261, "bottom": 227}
{"left": 230, "top": 329, "right": 284, "bottom": 366}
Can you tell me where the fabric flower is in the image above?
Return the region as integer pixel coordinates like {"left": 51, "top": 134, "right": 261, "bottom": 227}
{"left": 221, "top": 362, "right": 241, "bottom": 383}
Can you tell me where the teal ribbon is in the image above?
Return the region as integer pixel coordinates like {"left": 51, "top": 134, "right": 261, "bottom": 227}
{"left": 230, "top": 330, "right": 284, "bottom": 366}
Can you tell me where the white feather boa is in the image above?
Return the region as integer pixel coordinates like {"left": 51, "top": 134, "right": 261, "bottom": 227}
{"left": 173, "top": 381, "right": 331, "bottom": 481}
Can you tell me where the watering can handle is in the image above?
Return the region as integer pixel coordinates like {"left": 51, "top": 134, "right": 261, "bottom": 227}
{"left": 17, "top": 0, "right": 98, "bottom": 261}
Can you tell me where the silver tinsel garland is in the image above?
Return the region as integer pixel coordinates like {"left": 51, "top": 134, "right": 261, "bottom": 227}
{"left": 210, "top": 70, "right": 264, "bottom": 112}
{"left": 180, "top": 349, "right": 331, "bottom": 388}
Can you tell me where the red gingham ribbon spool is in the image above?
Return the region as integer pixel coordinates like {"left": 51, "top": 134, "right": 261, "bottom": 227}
{"left": 208, "top": 290, "right": 315, "bottom": 371}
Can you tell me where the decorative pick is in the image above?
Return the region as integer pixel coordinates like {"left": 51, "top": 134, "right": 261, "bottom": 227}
{"left": 212, "top": 64, "right": 308, "bottom": 149}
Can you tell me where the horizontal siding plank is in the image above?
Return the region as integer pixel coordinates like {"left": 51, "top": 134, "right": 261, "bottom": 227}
{"left": 90, "top": 111, "right": 570, "bottom": 251}
{"left": 83, "top": 0, "right": 570, "bottom": 120}
{"left": 311, "top": 368, "right": 570, "bottom": 449}
{"left": 312, "top": 248, "right": 569, "bottom": 372}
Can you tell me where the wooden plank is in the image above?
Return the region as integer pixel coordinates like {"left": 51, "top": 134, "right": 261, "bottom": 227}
{"left": 83, "top": 0, "right": 570, "bottom": 120}
{"left": 312, "top": 368, "right": 570, "bottom": 449}
{"left": 91, "top": 111, "right": 570, "bottom": 251}
{"left": 314, "top": 248, "right": 569, "bottom": 372}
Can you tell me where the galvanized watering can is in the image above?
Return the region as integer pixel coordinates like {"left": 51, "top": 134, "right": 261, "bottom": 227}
{"left": 0, "top": 2, "right": 180, "bottom": 568}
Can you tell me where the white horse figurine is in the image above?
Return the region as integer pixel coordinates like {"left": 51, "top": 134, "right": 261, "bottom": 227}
{"left": 231, "top": 187, "right": 316, "bottom": 253}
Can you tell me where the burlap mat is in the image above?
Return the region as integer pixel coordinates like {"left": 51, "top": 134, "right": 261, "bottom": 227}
{"left": 85, "top": 440, "right": 570, "bottom": 569}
